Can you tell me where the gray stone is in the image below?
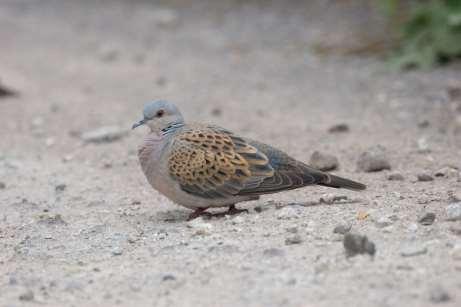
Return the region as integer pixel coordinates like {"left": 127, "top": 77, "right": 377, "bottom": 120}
{"left": 429, "top": 286, "right": 451, "bottom": 303}
{"left": 231, "top": 216, "right": 245, "bottom": 225}
{"left": 357, "top": 145, "right": 391, "bottom": 172}
{"left": 263, "top": 248, "right": 285, "bottom": 257}
{"left": 387, "top": 173, "right": 404, "bottom": 181}
{"left": 286, "top": 227, "right": 298, "bottom": 233}
{"left": 37, "top": 214, "right": 67, "bottom": 225}
{"left": 418, "top": 212, "right": 436, "bottom": 225}
{"left": 434, "top": 166, "right": 459, "bottom": 178}
{"left": 333, "top": 224, "right": 352, "bottom": 234}
{"left": 448, "top": 190, "right": 461, "bottom": 202}
{"left": 449, "top": 226, "right": 461, "bottom": 236}
{"left": 407, "top": 223, "right": 419, "bottom": 233}
{"left": 446, "top": 203, "right": 461, "bottom": 221}
{"left": 98, "top": 46, "right": 119, "bottom": 62}
{"left": 0, "top": 181, "right": 5, "bottom": 189}
{"left": 55, "top": 183, "right": 67, "bottom": 192}
{"left": 187, "top": 218, "right": 213, "bottom": 235}
{"left": 417, "top": 119, "right": 430, "bottom": 128}
{"left": 285, "top": 235, "right": 303, "bottom": 245}
{"left": 451, "top": 245, "right": 461, "bottom": 260}
{"left": 19, "top": 289, "right": 34, "bottom": 301}
{"left": 81, "top": 126, "right": 128, "bottom": 143}
{"left": 277, "top": 206, "right": 301, "bottom": 220}
{"left": 375, "top": 216, "right": 393, "bottom": 228}
{"left": 111, "top": 247, "right": 123, "bottom": 256}
{"left": 417, "top": 173, "right": 434, "bottom": 182}
{"left": 0, "top": 81, "right": 18, "bottom": 97}
{"left": 328, "top": 123, "right": 350, "bottom": 133}
{"left": 162, "top": 274, "right": 176, "bottom": 281}
{"left": 400, "top": 244, "right": 427, "bottom": 257}
{"left": 343, "top": 233, "right": 376, "bottom": 257}
{"left": 417, "top": 137, "right": 430, "bottom": 153}
{"left": 151, "top": 9, "right": 179, "bottom": 27}
{"left": 309, "top": 151, "right": 339, "bottom": 171}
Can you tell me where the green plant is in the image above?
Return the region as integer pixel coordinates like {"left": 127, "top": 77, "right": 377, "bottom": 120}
{"left": 383, "top": 0, "right": 461, "bottom": 69}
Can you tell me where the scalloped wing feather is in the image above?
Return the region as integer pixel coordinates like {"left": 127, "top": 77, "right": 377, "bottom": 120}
{"left": 168, "top": 125, "right": 274, "bottom": 199}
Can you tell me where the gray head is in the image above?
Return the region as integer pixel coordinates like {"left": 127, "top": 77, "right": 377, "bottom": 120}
{"left": 132, "top": 100, "right": 184, "bottom": 133}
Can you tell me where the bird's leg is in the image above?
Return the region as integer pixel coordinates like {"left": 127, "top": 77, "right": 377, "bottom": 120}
{"left": 187, "top": 207, "right": 211, "bottom": 221}
{"left": 227, "top": 204, "right": 249, "bottom": 215}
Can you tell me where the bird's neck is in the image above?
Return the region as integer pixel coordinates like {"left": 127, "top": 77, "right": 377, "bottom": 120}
{"left": 161, "top": 121, "right": 185, "bottom": 136}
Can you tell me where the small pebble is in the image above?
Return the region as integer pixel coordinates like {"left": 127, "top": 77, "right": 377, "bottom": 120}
{"left": 357, "top": 145, "right": 391, "bottom": 172}
{"left": 98, "top": 46, "right": 119, "bottom": 62}
{"left": 333, "top": 224, "right": 352, "bottom": 234}
{"left": 0, "top": 181, "right": 5, "bottom": 189}
{"left": 451, "top": 245, "right": 461, "bottom": 260}
{"left": 285, "top": 235, "right": 303, "bottom": 245}
{"left": 434, "top": 166, "right": 458, "bottom": 178}
{"left": 328, "top": 123, "right": 349, "bottom": 133}
{"left": 0, "top": 82, "right": 18, "bottom": 97}
{"left": 407, "top": 223, "right": 418, "bottom": 233}
{"left": 80, "top": 126, "right": 128, "bottom": 143}
{"left": 187, "top": 218, "right": 213, "bottom": 235}
{"left": 374, "top": 216, "right": 393, "bottom": 228}
{"left": 263, "top": 248, "right": 285, "bottom": 257}
{"left": 55, "top": 184, "right": 67, "bottom": 192}
{"left": 429, "top": 286, "right": 451, "bottom": 303}
{"left": 417, "top": 137, "right": 430, "bottom": 153}
{"left": 162, "top": 274, "right": 176, "bottom": 281}
{"left": 417, "top": 173, "right": 434, "bottom": 182}
{"left": 387, "top": 173, "right": 404, "bottom": 181}
{"left": 9, "top": 276, "right": 18, "bottom": 285}
{"left": 31, "top": 116, "right": 44, "bottom": 128}
{"left": 447, "top": 85, "right": 461, "bottom": 101}
{"left": 449, "top": 226, "right": 461, "bottom": 236}
{"left": 357, "top": 211, "right": 369, "bottom": 220}
{"left": 448, "top": 190, "right": 461, "bottom": 202}
{"left": 111, "top": 247, "right": 123, "bottom": 256}
{"left": 151, "top": 8, "right": 179, "bottom": 27}
{"left": 286, "top": 227, "right": 298, "bottom": 233}
{"left": 277, "top": 206, "right": 301, "bottom": 220}
{"left": 309, "top": 151, "right": 339, "bottom": 171}
{"left": 19, "top": 289, "right": 34, "bottom": 301}
{"left": 343, "top": 233, "right": 376, "bottom": 257}
{"left": 417, "top": 119, "right": 430, "bottom": 128}
{"left": 400, "top": 244, "right": 427, "bottom": 257}
{"left": 418, "top": 212, "right": 436, "bottom": 225}
{"left": 45, "top": 137, "right": 55, "bottom": 147}
{"left": 446, "top": 203, "right": 461, "bottom": 221}
{"left": 231, "top": 216, "right": 245, "bottom": 225}
{"left": 38, "top": 214, "right": 67, "bottom": 225}
{"left": 211, "top": 107, "right": 222, "bottom": 117}
{"left": 253, "top": 205, "right": 264, "bottom": 213}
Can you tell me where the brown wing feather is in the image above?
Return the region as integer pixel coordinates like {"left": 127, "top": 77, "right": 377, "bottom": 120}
{"left": 168, "top": 125, "right": 274, "bottom": 199}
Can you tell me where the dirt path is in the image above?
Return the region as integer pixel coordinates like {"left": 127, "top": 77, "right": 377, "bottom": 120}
{"left": 1, "top": 1, "right": 460, "bottom": 306}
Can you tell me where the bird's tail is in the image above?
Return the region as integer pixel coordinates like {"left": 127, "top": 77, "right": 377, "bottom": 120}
{"left": 319, "top": 173, "right": 366, "bottom": 191}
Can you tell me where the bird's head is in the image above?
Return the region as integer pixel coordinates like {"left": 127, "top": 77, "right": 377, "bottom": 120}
{"left": 132, "top": 100, "right": 184, "bottom": 133}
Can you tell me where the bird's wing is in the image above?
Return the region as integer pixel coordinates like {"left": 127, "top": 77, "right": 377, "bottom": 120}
{"left": 169, "top": 126, "right": 366, "bottom": 199}
{"left": 168, "top": 125, "right": 274, "bottom": 199}
{"left": 236, "top": 140, "right": 325, "bottom": 195}
{"left": 240, "top": 139, "right": 366, "bottom": 194}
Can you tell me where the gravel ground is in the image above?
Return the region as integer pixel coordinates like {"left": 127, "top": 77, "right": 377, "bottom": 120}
{"left": 1, "top": 1, "right": 461, "bottom": 306}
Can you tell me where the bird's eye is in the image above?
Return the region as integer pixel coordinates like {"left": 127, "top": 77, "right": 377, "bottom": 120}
{"left": 156, "top": 110, "right": 164, "bottom": 117}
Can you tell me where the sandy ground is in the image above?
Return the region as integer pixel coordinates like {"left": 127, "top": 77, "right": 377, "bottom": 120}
{"left": 1, "top": 1, "right": 461, "bottom": 306}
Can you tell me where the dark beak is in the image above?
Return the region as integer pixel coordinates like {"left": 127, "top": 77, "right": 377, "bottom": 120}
{"left": 132, "top": 119, "right": 146, "bottom": 130}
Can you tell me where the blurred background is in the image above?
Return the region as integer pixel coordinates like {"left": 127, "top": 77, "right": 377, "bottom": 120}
{"left": 1, "top": 1, "right": 461, "bottom": 306}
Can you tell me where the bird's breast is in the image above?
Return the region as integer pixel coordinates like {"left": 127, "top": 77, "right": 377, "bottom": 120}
{"left": 138, "top": 133, "right": 174, "bottom": 191}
